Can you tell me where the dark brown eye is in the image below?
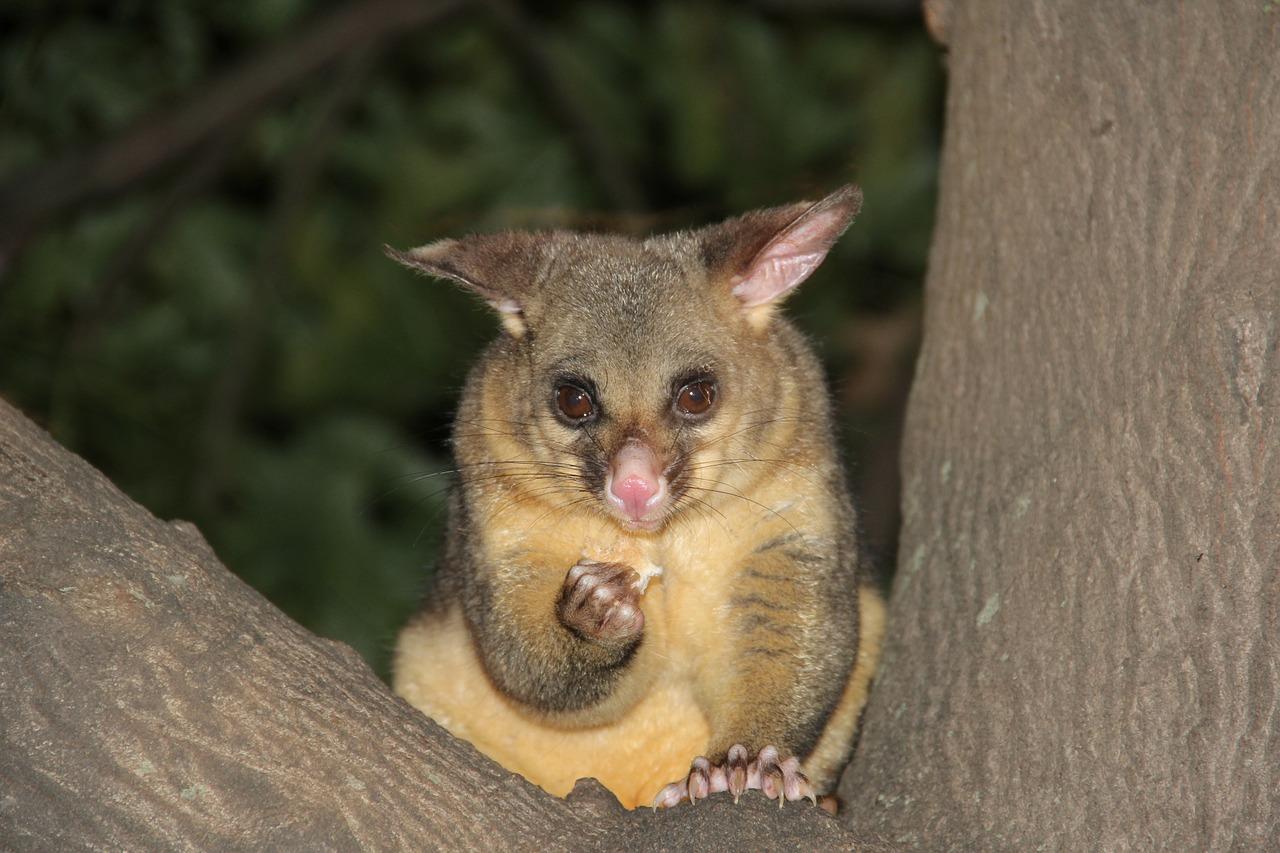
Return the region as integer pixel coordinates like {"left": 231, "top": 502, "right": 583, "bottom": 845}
{"left": 556, "top": 385, "right": 595, "bottom": 422}
{"left": 675, "top": 380, "right": 716, "bottom": 417}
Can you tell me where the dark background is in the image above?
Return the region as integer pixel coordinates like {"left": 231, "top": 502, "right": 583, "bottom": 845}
{"left": 0, "top": 0, "right": 941, "bottom": 677}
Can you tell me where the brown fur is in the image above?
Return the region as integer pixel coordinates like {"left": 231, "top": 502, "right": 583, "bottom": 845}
{"left": 389, "top": 186, "right": 883, "bottom": 808}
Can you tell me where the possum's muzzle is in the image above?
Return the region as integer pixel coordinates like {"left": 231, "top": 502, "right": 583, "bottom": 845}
{"left": 603, "top": 440, "right": 669, "bottom": 530}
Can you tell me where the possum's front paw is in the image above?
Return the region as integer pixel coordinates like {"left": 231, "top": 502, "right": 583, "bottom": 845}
{"left": 557, "top": 561, "right": 644, "bottom": 643}
{"left": 652, "top": 745, "right": 816, "bottom": 809}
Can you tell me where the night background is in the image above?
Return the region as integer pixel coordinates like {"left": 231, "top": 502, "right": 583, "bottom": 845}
{"left": 0, "top": 0, "right": 942, "bottom": 678}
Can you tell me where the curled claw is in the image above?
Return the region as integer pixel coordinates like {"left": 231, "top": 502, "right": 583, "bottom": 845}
{"left": 756, "top": 746, "right": 784, "bottom": 805}
{"left": 727, "top": 744, "right": 749, "bottom": 803}
{"left": 652, "top": 780, "right": 687, "bottom": 810}
{"left": 655, "top": 755, "right": 729, "bottom": 808}
{"left": 780, "top": 756, "right": 817, "bottom": 805}
{"left": 688, "top": 757, "right": 712, "bottom": 803}
{"left": 708, "top": 763, "right": 729, "bottom": 795}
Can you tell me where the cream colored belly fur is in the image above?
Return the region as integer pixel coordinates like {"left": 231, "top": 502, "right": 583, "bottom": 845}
{"left": 395, "top": 604, "right": 711, "bottom": 809}
{"left": 392, "top": 528, "right": 883, "bottom": 809}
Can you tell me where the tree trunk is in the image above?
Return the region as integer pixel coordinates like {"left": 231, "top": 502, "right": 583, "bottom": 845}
{"left": 0, "top": 397, "right": 882, "bottom": 849}
{"left": 843, "top": 2, "right": 1279, "bottom": 849}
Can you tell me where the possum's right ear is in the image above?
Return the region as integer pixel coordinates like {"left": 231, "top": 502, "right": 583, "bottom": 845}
{"left": 384, "top": 232, "right": 548, "bottom": 338}
{"left": 698, "top": 185, "right": 861, "bottom": 330}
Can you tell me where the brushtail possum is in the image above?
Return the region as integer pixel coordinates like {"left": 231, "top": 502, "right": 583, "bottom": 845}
{"left": 387, "top": 186, "right": 884, "bottom": 810}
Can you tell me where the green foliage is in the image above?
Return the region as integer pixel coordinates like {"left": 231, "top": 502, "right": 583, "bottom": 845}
{"left": 217, "top": 416, "right": 448, "bottom": 665}
{"left": 0, "top": 1, "right": 941, "bottom": 678}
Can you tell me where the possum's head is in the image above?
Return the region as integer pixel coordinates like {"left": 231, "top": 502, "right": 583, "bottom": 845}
{"left": 388, "top": 186, "right": 860, "bottom": 533}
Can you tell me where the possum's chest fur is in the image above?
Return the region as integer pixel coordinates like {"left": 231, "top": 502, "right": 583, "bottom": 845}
{"left": 392, "top": 528, "right": 735, "bottom": 809}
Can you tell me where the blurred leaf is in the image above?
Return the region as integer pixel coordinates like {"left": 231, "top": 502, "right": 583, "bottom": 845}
{"left": 212, "top": 415, "right": 449, "bottom": 677}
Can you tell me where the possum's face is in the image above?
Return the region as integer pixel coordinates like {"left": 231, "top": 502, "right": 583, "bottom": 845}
{"left": 500, "top": 241, "right": 751, "bottom": 532}
{"left": 389, "top": 186, "right": 860, "bottom": 532}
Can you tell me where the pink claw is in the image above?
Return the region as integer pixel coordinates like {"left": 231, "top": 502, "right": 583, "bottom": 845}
{"left": 652, "top": 781, "right": 687, "bottom": 810}
{"left": 727, "top": 744, "right": 749, "bottom": 803}
{"left": 688, "top": 757, "right": 711, "bottom": 802}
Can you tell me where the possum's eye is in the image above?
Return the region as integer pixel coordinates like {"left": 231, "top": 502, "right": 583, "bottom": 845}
{"left": 674, "top": 380, "right": 716, "bottom": 418}
{"left": 556, "top": 384, "right": 596, "bottom": 424}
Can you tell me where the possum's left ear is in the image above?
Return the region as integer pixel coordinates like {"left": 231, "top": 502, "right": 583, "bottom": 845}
{"left": 385, "top": 232, "right": 550, "bottom": 338}
{"left": 699, "top": 185, "right": 861, "bottom": 325}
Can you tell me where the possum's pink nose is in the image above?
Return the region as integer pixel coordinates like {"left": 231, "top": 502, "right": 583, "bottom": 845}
{"left": 606, "top": 441, "right": 667, "bottom": 526}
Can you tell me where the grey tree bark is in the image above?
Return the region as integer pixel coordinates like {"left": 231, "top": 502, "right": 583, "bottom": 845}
{"left": 842, "top": 2, "right": 1280, "bottom": 850}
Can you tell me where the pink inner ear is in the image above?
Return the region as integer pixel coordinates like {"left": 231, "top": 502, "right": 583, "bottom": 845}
{"left": 730, "top": 208, "right": 847, "bottom": 308}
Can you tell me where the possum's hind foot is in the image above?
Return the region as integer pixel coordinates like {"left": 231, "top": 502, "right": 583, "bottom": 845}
{"left": 651, "top": 745, "right": 816, "bottom": 809}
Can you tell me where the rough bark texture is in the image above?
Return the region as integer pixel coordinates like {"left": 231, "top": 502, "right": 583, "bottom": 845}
{"left": 0, "top": 400, "right": 881, "bottom": 850}
{"left": 843, "top": 2, "right": 1279, "bottom": 850}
